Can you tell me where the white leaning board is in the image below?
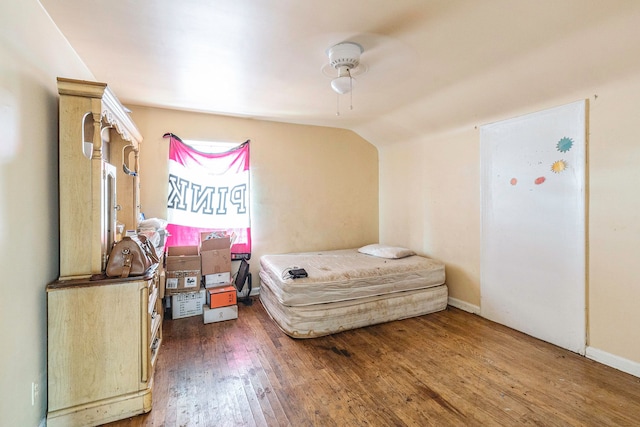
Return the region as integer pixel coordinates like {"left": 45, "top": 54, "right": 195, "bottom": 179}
{"left": 480, "top": 100, "right": 586, "bottom": 354}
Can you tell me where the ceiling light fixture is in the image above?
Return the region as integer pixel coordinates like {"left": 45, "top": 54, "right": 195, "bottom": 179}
{"left": 331, "top": 66, "right": 354, "bottom": 95}
{"left": 325, "top": 42, "right": 364, "bottom": 115}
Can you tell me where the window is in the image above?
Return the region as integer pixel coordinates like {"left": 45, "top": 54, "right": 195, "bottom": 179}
{"left": 164, "top": 133, "right": 251, "bottom": 257}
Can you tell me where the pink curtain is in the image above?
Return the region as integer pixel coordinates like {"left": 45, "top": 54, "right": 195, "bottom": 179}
{"left": 164, "top": 133, "right": 251, "bottom": 255}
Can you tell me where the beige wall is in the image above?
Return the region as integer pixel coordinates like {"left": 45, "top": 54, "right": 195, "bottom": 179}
{"left": 587, "top": 74, "right": 640, "bottom": 364}
{"left": 379, "top": 76, "right": 640, "bottom": 367}
{"left": 380, "top": 129, "right": 481, "bottom": 306}
{"left": 0, "top": 1, "right": 94, "bottom": 425}
{"left": 130, "top": 106, "right": 379, "bottom": 280}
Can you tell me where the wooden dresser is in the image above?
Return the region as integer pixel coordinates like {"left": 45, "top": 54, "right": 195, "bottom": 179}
{"left": 47, "top": 78, "right": 161, "bottom": 426}
{"left": 46, "top": 272, "right": 162, "bottom": 426}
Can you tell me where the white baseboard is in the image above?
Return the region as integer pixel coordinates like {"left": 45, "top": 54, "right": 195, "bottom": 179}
{"left": 586, "top": 346, "right": 640, "bottom": 378}
{"left": 446, "top": 297, "right": 639, "bottom": 379}
{"left": 447, "top": 297, "right": 480, "bottom": 314}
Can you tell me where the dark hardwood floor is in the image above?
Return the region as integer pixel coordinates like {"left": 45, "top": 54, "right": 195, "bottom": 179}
{"left": 105, "top": 299, "right": 640, "bottom": 426}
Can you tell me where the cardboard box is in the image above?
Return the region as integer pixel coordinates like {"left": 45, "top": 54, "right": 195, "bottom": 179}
{"left": 203, "top": 304, "right": 238, "bottom": 324}
{"left": 201, "top": 251, "right": 231, "bottom": 276}
{"left": 167, "top": 245, "right": 200, "bottom": 258}
{"left": 200, "top": 232, "right": 232, "bottom": 252}
{"left": 200, "top": 233, "right": 231, "bottom": 275}
{"left": 204, "top": 272, "right": 231, "bottom": 287}
{"left": 206, "top": 285, "right": 237, "bottom": 309}
{"left": 171, "top": 288, "right": 206, "bottom": 319}
{"left": 165, "top": 246, "right": 201, "bottom": 295}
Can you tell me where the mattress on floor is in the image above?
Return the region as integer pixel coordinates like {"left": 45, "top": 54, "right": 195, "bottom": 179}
{"left": 260, "top": 271, "right": 448, "bottom": 338}
{"left": 259, "top": 249, "right": 446, "bottom": 306}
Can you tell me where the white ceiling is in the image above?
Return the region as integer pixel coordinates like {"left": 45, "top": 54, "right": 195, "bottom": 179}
{"left": 40, "top": 0, "right": 640, "bottom": 147}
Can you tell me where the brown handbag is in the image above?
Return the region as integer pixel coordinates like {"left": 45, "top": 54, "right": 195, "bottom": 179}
{"left": 106, "top": 234, "right": 159, "bottom": 278}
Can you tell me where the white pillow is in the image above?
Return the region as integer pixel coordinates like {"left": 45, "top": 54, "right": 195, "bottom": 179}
{"left": 358, "top": 244, "right": 415, "bottom": 259}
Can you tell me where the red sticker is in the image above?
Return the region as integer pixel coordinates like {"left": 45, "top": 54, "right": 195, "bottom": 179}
{"left": 510, "top": 178, "right": 518, "bottom": 185}
{"left": 534, "top": 176, "right": 546, "bottom": 185}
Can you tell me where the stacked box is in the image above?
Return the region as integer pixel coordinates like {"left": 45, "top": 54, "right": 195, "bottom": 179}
{"left": 203, "top": 305, "right": 238, "bottom": 324}
{"left": 165, "top": 246, "right": 201, "bottom": 295}
{"left": 171, "top": 288, "right": 206, "bottom": 319}
{"left": 200, "top": 232, "right": 232, "bottom": 287}
{"left": 203, "top": 282, "right": 238, "bottom": 324}
{"left": 204, "top": 272, "right": 231, "bottom": 287}
{"left": 206, "top": 285, "right": 237, "bottom": 309}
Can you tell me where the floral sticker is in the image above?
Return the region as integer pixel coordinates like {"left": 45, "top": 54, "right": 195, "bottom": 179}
{"left": 556, "top": 137, "right": 573, "bottom": 153}
{"left": 551, "top": 160, "right": 568, "bottom": 173}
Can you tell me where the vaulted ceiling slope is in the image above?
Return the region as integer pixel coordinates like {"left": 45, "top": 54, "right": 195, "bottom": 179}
{"left": 41, "top": 0, "right": 640, "bottom": 147}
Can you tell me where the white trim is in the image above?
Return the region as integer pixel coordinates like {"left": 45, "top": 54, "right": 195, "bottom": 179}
{"left": 586, "top": 346, "right": 640, "bottom": 378}
{"left": 447, "top": 297, "right": 480, "bottom": 314}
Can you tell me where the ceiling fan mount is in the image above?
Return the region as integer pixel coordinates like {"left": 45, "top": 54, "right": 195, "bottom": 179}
{"left": 327, "top": 42, "right": 363, "bottom": 70}
{"left": 322, "top": 41, "right": 367, "bottom": 99}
